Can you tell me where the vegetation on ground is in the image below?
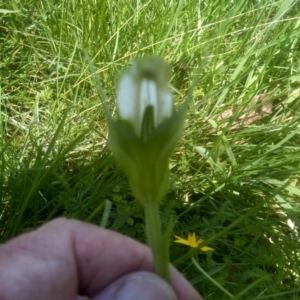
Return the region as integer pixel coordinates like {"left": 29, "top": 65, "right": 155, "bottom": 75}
{"left": 1, "top": 0, "right": 300, "bottom": 298}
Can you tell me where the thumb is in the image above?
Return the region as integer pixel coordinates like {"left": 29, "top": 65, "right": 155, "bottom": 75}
{"left": 93, "top": 271, "right": 178, "bottom": 300}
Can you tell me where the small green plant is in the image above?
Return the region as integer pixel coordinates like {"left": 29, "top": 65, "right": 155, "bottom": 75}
{"left": 90, "top": 56, "right": 188, "bottom": 282}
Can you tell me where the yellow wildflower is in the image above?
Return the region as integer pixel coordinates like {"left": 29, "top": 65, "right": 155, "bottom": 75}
{"left": 174, "top": 233, "right": 214, "bottom": 252}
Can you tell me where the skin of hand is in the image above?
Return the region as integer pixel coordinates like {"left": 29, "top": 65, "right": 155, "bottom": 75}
{"left": 0, "top": 218, "right": 202, "bottom": 300}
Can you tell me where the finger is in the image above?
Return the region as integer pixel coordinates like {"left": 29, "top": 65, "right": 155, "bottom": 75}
{"left": 0, "top": 218, "right": 201, "bottom": 300}
{"left": 93, "top": 271, "right": 178, "bottom": 300}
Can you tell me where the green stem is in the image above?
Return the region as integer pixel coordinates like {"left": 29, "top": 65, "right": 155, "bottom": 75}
{"left": 144, "top": 201, "right": 171, "bottom": 283}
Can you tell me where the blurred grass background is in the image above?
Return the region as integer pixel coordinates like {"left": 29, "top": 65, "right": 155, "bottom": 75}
{"left": 1, "top": 0, "right": 300, "bottom": 298}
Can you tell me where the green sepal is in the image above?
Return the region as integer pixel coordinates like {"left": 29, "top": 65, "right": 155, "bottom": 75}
{"left": 108, "top": 104, "right": 187, "bottom": 204}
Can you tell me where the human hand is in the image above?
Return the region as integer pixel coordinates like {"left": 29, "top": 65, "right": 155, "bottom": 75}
{"left": 0, "top": 218, "right": 202, "bottom": 300}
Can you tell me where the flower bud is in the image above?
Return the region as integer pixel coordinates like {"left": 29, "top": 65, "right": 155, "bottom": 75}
{"left": 108, "top": 57, "right": 186, "bottom": 203}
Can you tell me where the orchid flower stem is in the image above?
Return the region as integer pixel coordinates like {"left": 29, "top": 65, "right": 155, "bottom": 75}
{"left": 144, "top": 201, "right": 171, "bottom": 284}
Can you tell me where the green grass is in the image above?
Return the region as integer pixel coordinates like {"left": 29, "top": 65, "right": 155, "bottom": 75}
{"left": 1, "top": 0, "right": 300, "bottom": 298}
